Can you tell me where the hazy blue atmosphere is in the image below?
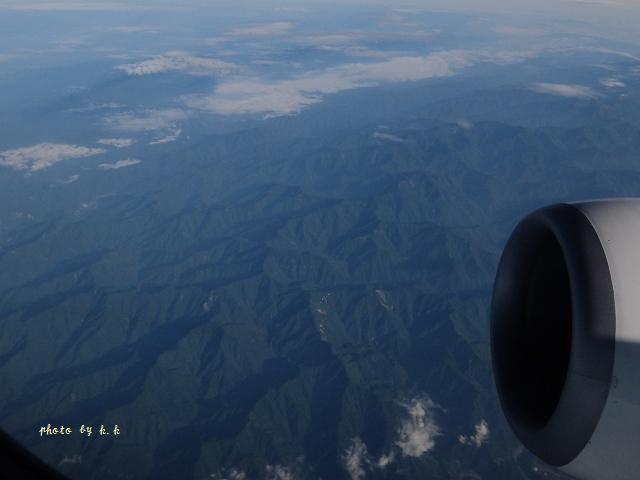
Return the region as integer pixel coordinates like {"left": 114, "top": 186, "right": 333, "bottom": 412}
{"left": 1, "top": 1, "right": 640, "bottom": 479}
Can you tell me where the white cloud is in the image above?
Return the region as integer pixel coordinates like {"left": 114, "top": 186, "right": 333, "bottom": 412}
{"left": 288, "top": 32, "right": 385, "bottom": 57}
{"left": 186, "top": 80, "right": 321, "bottom": 117}
{"left": 577, "top": 47, "right": 640, "bottom": 62}
{"left": 58, "top": 454, "right": 82, "bottom": 466}
{"left": 492, "top": 26, "right": 545, "bottom": 36}
{"left": 186, "top": 51, "right": 471, "bottom": 117}
{"left": 564, "top": 0, "right": 640, "bottom": 6}
{"left": 265, "top": 465, "right": 296, "bottom": 480}
{"left": 299, "top": 33, "right": 364, "bottom": 45}
{"left": 55, "top": 38, "right": 90, "bottom": 52}
{"left": 15, "top": 211, "right": 34, "bottom": 220}
{"left": 0, "top": 143, "right": 105, "bottom": 172}
{"left": 103, "top": 108, "right": 188, "bottom": 132}
{"left": 458, "top": 420, "right": 490, "bottom": 448}
{"left": 106, "top": 25, "right": 158, "bottom": 33}
{"left": 342, "top": 437, "right": 369, "bottom": 480}
{"left": 376, "top": 451, "right": 396, "bottom": 468}
{"left": 373, "top": 132, "right": 405, "bottom": 143}
{"left": 116, "top": 51, "right": 235, "bottom": 76}
{"left": 0, "top": 2, "right": 180, "bottom": 11}
{"left": 600, "top": 77, "right": 625, "bottom": 88}
{"left": 395, "top": 396, "right": 441, "bottom": 458}
{"left": 205, "top": 22, "right": 295, "bottom": 45}
{"left": 64, "top": 174, "right": 80, "bottom": 184}
{"left": 228, "top": 22, "right": 294, "bottom": 37}
{"left": 213, "top": 465, "right": 299, "bottom": 480}
{"left": 0, "top": 53, "right": 17, "bottom": 62}
{"left": 67, "top": 102, "right": 124, "bottom": 113}
{"left": 251, "top": 59, "right": 299, "bottom": 67}
{"left": 98, "top": 138, "right": 134, "bottom": 148}
{"left": 457, "top": 119, "right": 473, "bottom": 129}
{"left": 209, "top": 468, "right": 246, "bottom": 480}
{"left": 317, "top": 45, "right": 397, "bottom": 59}
{"left": 338, "top": 394, "right": 441, "bottom": 476}
{"left": 478, "top": 49, "right": 537, "bottom": 64}
{"left": 530, "top": 82, "right": 597, "bottom": 98}
{"left": 186, "top": 46, "right": 544, "bottom": 118}
{"left": 98, "top": 158, "right": 141, "bottom": 170}
{"left": 149, "top": 128, "right": 182, "bottom": 145}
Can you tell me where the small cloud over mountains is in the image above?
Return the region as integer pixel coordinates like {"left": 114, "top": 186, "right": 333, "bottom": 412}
{"left": 209, "top": 464, "right": 298, "bottom": 480}
{"left": 103, "top": 108, "right": 188, "bottom": 132}
{"left": 58, "top": 454, "right": 82, "bottom": 466}
{"left": 341, "top": 395, "right": 442, "bottom": 479}
{"left": 492, "top": 26, "right": 545, "bottom": 36}
{"left": 106, "top": 25, "right": 158, "bottom": 34}
{"left": 600, "top": 77, "right": 625, "bottom": 88}
{"left": 376, "top": 451, "right": 395, "bottom": 468}
{"left": 209, "top": 468, "right": 247, "bottom": 480}
{"left": 0, "top": 2, "right": 172, "bottom": 11}
{"left": 530, "top": 82, "right": 597, "bottom": 98}
{"left": 116, "top": 52, "right": 235, "bottom": 76}
{"left": 372, "top": 132, "right": 405, "bottom": 143}
{"left": 395, "top": 396, "right": 442, "bottom": 457}
{"left": 458, "top": 420, "right": 490, "bottom": 448}
{"left": 98, "top": 138, "right": 134, "bottom": 148}
{"left": 206, "top": 22, "right": 295, "bottom": 44}
{"left": 228, "top": 22, "right": 294, "bottom": 37}
{"left": 343, "top": 437, "right": 369, "bottom": 480}
{"left": 0, "top": 143, "right": 105, "bottom": 172}
{"left": 98, "top": 158, "right": 141, "bottom": 170}
{"left": 149, "top": 129, "right": 182, "bottom": 145}
{"left": 265, "top": 464, "right": 296, "bottom": 480}
{"left": 63, "top": 174, "right": 80, "bottom": 184}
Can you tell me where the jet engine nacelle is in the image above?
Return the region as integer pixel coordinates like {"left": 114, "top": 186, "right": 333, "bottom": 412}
{"left": 491, "top": 199, "right": 640, "bottom": 480}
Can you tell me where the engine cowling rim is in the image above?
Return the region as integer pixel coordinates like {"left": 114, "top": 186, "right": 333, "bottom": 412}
{"left": 491, "top": 203, "right": 616, "bottom": 466}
